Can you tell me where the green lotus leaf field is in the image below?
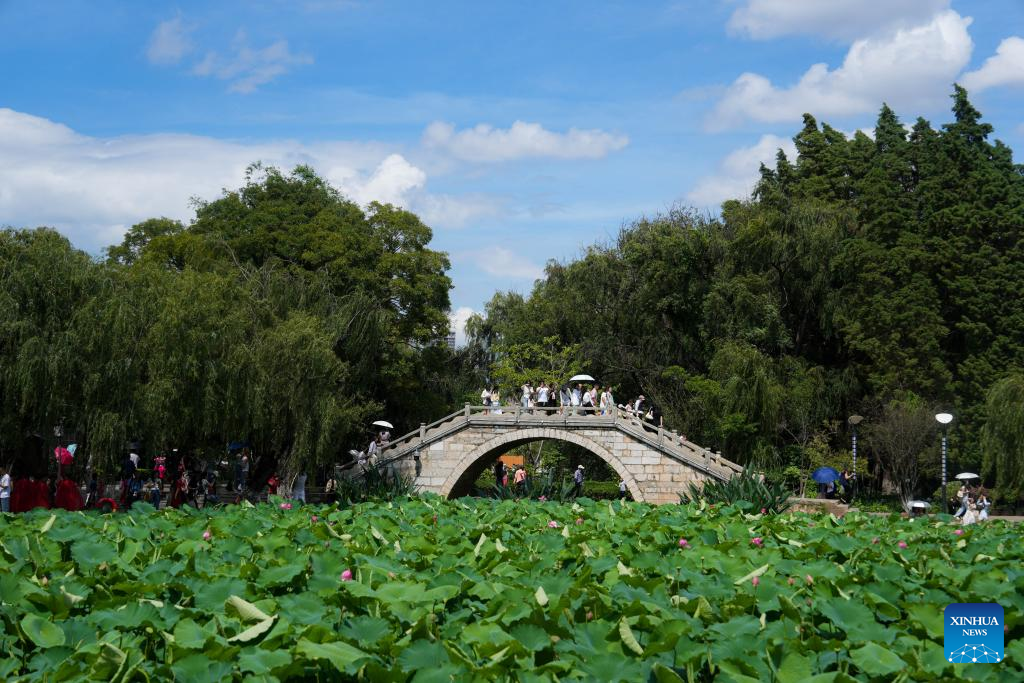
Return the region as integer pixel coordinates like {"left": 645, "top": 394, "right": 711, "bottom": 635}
{"left": 1, "top": 497, "right": 1021, "bottom": 681}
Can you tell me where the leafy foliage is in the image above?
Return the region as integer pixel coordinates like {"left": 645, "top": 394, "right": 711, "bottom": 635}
{"left": 981, "top": 374, "right": 1024, "bottom": 502}
{"left": 679, "top": 468, "right": 792, "bottom": 514}
{"left": 0, "top": 166, "right": 465, "bottom": 479}
{"left": 2, "top": 500, "right": 1023, "bottom": 680}
{"left": 470, "top": 87, "right": 1024, "bottom": 502}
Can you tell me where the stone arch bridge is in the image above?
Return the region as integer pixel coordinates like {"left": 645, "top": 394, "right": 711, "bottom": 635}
{"left": 370, "top": 405, "right": 742, "bottom": 504}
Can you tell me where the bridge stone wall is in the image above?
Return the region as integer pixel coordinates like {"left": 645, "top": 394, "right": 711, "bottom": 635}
{"left": 391, "top": 422, "right": 714, "bottom": 504}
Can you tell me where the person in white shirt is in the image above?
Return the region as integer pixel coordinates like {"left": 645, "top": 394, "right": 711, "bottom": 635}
{"left": 481, "top": 387, "right": 492, "bottom": 414}
{"left": 0, "top": 467, "right": 11, "bottom": 513}
{"left": 599, "top": 387, "right": 611, "bottom": 415}
{"left": 521, "top": 383, "right": 531, "bottom": 409}
{"left": 537, "top": 383, "right": 549, "bottom": 413}
{"left": 571, "top": 385, "right": 582, "bottom": 414}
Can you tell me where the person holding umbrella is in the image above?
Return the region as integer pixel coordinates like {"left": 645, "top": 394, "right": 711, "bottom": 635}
{"left": 811, "top": 467, "right": 840, "bottom": 499}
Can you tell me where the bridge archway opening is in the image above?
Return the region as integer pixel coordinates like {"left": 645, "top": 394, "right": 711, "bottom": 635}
{"left": 441, "top": 430, "right": 645, "bottom": 501}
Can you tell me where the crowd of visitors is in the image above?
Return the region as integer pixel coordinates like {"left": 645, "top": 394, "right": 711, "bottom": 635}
{"left": 479, "top": 383, "right": 662, "bottom": 426}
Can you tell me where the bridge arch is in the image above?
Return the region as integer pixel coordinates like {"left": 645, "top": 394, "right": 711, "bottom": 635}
{"left": 439, "top": 427, "right": 646, "bottom": 501}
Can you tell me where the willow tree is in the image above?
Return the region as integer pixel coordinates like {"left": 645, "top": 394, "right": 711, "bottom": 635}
{"left": 981, "top": 374, "right": 1024, "bottom": 503}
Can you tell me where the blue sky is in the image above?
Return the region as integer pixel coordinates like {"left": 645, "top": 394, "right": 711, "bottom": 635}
{"left": 2, "top": 1, "right": 1023, "bottom": 340}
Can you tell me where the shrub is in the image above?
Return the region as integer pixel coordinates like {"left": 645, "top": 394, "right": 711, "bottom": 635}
{"left": 679, "top": 467, "right": 792, "bottom": 514}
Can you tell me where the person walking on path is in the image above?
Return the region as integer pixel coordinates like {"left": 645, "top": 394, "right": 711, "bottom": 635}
{"left": 953, "top": 483, "right": 969, "bottom": 518}
{"left": 514, "top": 466, "right": 527, "bottom": 494}
{"left": 0, "top": 467, "right": 11, "bottom": 513}
{"left": 573, "top": 465, "right": 585, "bottom": 498}
{"left": 494, "top": 460, "right": 506, "bottom": 488}
{"left": 977, "top": 490, "right": 991, "bottom": 521}
{"left": 618, "top": 479, "right": 627, "bottom": 500}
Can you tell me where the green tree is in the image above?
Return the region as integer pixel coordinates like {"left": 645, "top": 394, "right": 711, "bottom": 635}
{"left": 981, "top": 373, "right": 1024, "bottom": 503}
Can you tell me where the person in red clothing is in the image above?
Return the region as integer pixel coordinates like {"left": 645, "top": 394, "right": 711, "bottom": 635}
{"left": 170, "top": 471, "right": 187, "bottom": 508}
{"left": 267, "top": 473, "right": 280, "bottom": 496}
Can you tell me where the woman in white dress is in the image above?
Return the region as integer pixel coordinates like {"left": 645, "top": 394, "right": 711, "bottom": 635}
{"left": 962, "top": 498, "right": 978, "bottom": 525}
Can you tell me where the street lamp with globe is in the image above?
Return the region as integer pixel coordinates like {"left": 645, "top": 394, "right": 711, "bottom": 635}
{"left": 935, "top": 412, "right": 954, "bottom": 513}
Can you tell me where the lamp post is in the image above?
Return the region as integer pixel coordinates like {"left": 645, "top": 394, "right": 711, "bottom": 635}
{"left": 848, "top": 415, "right": 863, "bottom": 501}
{"left": 935, "top": 412, "right": 954, "bottom": 513}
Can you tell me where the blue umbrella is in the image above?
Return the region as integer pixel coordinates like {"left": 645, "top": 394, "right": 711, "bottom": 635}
{"left": 811, "top": 467, "right": 841, "bottom": 484}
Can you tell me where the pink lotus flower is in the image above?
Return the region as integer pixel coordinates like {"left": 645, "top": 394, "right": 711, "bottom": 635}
{"left": 953, "top": 529, "right": 964, "bottom": 536}
{"left": 432, "top": 514, "right": 438, "bottom": 524}
{"left": 787, "top": 577, "right": 794, "bottom": 586}
{"left": 311, "top": 515, "right": 318, "bottom": 523}
{"left": 897, "top": 541, "right": 908, "bottom": 549}
{"left": 202, "top": 530, "right": 211, "bottom": 541}
{"left": 279, "top": 502, "right": 292, "bottom": 510}
{"left": 586, "top": 610, "right": 594, "bottom": 621}
{"left": 548, "top": 520, "right": 559, "bottom": 528}
{"left": 539, "top": 496, "right": 547, "bottom": 502}
{"left": 871, "top": 537, "right": 879, "bottom": 544}
{"left": 805, "top": 574, "right": 813, "bottom": 585}
{"left": 760, "top": 508, "right": 767, "bottom": 515}
{"left": 575, "top": 518, "right": 584, "bottom": 525}
{"left": 751, "top": 576, "right": 760, "bottom": 587}
{"left": 751, "top": 537, "right": 763, "bottom": 547}
{"left": 340, "top": 569, "right": 353, "bottom": 581}
{"left": 678, "top": 538, "right": 689, "bottom": 548}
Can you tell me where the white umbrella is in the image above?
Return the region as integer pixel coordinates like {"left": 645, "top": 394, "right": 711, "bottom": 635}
{"left": 568, "top": 374, "right": 595, "bottom": 383}
{"left": 907, "top": 500, "right": 931, "bottom": 509}
{"left": 955, "top": 472, "right": 979, "bottom": 480}
{"left": 372, "top": 420, "right": 394, "bottom": 429}
{"left": 348, "top": 449, "right": 360, "bottom": 457}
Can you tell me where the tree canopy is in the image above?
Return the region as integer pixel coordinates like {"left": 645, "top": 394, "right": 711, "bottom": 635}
{"left": 468, "top": 87, "right": 1024, "bottom": 500}
{"left": 0, "top": 166, "right": 462, "bottom": 477}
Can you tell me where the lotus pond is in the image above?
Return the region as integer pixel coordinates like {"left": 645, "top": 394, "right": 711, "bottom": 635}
{"left": 1, "top": 497, "right": 1022, "bottom": 682}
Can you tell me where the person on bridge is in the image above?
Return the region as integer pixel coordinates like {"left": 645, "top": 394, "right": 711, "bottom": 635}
{"left": 491, "top": 388, "right": 502, "bottom": 414}
{"left": 559, "top": 385, "right": 570, "bottom": 414}
{"left": 581, "top": 386, "right": 594, "bottom": 415}
{"left": 571, "top": 385, "right": 581, "bottom": 413}
{"left": 537, "top": 382, "right": 549, "bottom": 413}
{"left": 481, "top": 387, "right": 491, "bottom": 414}
{"left": 573, "top": 465, "right": 585, "bottom": 497}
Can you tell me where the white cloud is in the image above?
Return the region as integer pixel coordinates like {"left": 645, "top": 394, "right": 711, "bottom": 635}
{"left": 710, "top": 10, "right": 973, "bottom": 129}
{"left": 0, "top": 108, "right": 486, "bottom": 251}
{"left": 147, "top": 16, "right": 194, "bottom": 65}
{"left": 728, "top": 0, "right": 950, "bottom": 42}
{"left": 415, "top": 194, "right": 499, "bottom": 229}
{"left": 465, "top": 246, "right": 544, "bottom": 281}
{"left": 687, "top": 134, "right": 797, "bottom": 206}
{"left": 448, "top": 306, "right": 476, "bottom": 347}
{"left": 423, "top": 120, "right": 628, "bottom": 162}
{"left": 193, "top": 30, "right": 312, "bottom": 93}
{"left": 962, "top": 36, "right": 1024, "bottom": 92}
